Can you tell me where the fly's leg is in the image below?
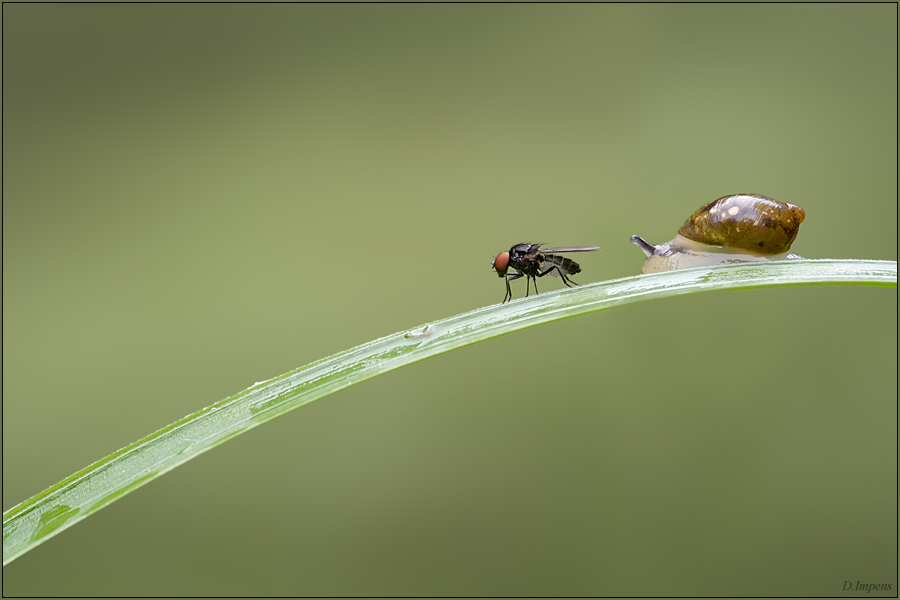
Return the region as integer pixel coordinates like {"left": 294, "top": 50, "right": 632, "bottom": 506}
{"left": 537, "top": 265, "right": 559, "bottom": 278}
{"left": 503, "top": 272, "right": 524, "bottom": 303}
{"left": 560, "top": 272, "right": 577, "bottom": 287}
{"left": 538, "top": 266, "right": 578, "bottom": 288}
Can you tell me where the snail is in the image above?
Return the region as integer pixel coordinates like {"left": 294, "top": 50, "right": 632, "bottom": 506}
{"left": 631, "top": 194, "right": 805, "bottom": 274}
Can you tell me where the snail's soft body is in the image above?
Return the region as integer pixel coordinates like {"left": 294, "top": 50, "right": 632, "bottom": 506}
{"left": 631, "top": 194, "right": 805, "bottom": 274}
{"left": 631, "top": 233, "right": 803, "bottom": 273}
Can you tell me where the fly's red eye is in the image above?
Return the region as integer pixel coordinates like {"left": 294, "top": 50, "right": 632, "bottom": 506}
{"left": 492, "top": 252, "right": 510, "bottom": 275}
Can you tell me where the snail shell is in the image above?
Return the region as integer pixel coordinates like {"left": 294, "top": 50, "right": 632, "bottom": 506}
{"left": 631, "top": 194, "right": 805, "bottom": 274}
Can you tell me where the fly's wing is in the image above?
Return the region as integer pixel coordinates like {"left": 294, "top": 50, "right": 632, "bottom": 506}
{"left": 538, "top": 246, "right": 601, "bottom": 253}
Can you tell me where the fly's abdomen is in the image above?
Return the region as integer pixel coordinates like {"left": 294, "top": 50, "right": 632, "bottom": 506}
{"left": 542, "top": 254, "right": 581, "bottom": 276}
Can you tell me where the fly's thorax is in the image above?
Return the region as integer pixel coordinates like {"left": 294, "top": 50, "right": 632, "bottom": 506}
{"left": 505, "top": 244, "right": 540, "bottom": 276}
{"left": 508, "top": 243, "right": 536, "bottom": 262}
{"left": 509, "top": 256, "right": 544, "bottom": 277}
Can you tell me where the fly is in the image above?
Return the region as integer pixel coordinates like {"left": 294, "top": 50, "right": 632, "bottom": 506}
{"left": 491, "top": 243, "right": 600, "bottom": 303}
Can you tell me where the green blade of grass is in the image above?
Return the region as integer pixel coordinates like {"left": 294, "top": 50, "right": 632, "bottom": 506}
{"left": 3, "top": 259, "right": 896, "bottom": 565}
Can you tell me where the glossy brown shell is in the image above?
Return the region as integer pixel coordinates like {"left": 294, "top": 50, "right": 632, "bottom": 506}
{"left": 677, "top": 194, "right": 805, "bottom": 255}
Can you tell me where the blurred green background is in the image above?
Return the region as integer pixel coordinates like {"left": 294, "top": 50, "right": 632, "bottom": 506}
{"left": 3, "top": 4, "right": 896, "bottom": 596}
